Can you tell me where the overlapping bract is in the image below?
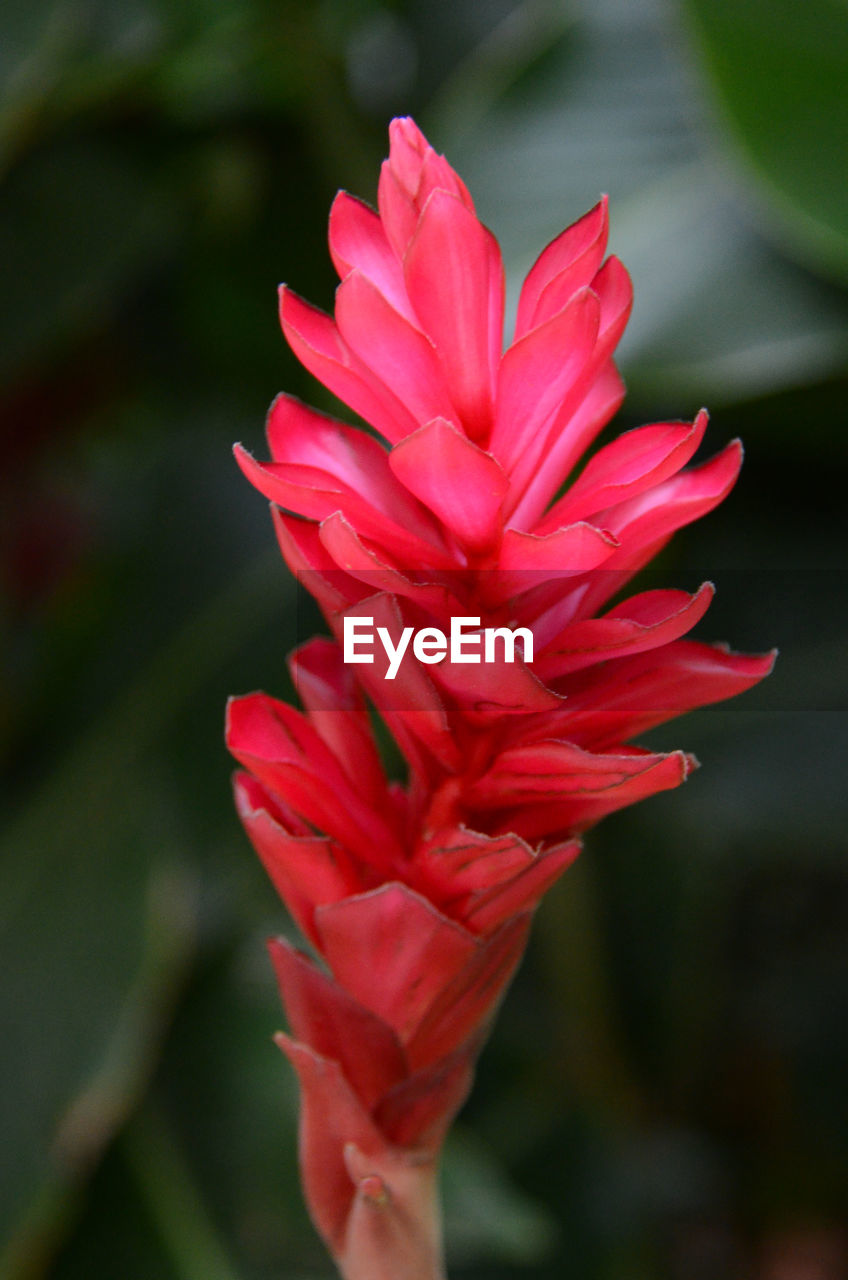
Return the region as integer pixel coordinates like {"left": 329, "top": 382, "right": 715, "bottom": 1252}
{"left": 227, "top": 117, "right": 773, "bottom": 1276}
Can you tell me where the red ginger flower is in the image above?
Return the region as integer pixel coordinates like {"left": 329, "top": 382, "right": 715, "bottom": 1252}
{"left": 227, "top": 117, "right": 774, "bottom": 1280}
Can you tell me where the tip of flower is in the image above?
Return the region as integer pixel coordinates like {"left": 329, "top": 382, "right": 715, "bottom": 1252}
{"left": 273, "top": 1029, "right": 290, "bottom": 1049}
{"left": 762, "top": 647, "right": 779, "bottom": 673}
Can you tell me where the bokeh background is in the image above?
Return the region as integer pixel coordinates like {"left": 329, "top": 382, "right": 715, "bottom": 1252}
{"left": 2, "top": 1, "right": 847, "bottom": 1277}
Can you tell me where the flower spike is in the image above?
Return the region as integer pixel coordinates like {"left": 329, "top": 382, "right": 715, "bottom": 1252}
{"left": 228, "top": 116, "right": 773, "bottom": 1280}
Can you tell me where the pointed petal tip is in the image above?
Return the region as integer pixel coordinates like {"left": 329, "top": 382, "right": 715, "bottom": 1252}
{"left": 273, "top": 1029, "right": 293, "bottom": 1055}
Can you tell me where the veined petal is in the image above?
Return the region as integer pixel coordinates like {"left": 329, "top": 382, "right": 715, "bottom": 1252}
{"left": 315, "top": 883, "right": 478, "bottom": 1044}
{"left": 508, "top": 359, "right": 626, "bottom": 531}
{"left": 515, "top": 196, "right": 609, "bottom": 339}
{"left": 405, "top": 914, "right": 531, "bottom": 1070}
{"left": 235, "top": 449, "right": 450, "bottom": 569}
{"left": 233, "top": 773, "right": 361, "bottom": 948}
{"left": 467, "top": 739, "right": 685, "bottom": 805}
{"left": 271, "top": 509, "right": 367, "bottom": 614}
{"left": 537, "top": 410, "right": 709, "bottom": 532}
{"left": 415, "top": 826, "right": 539, "bottom": 900}
{"left": 330, "top": 594, "right": 462, "bottom": 779}
{"left": 491, "top": 287, "right": 600, "bottom": 470}
{"left": 389, "top": 418, "right": 508, "bottom": 551}
{"left": 274, "top": 1034, "right": 392, "bottom": 1254}
{"left": 557, "top": 639, "right": 778, "bottom": 749}
{"left": 403, "top": 189, "right": 504, "bottom": 439}
{"left": 226, "top": 693, "right": 402, "bottom": 867}
{"left": 328, "top": 191, "right": 414, "bottom": 320}
{"left": 318, "top": 511, "right": 463, "bottom": 608}
{"left": 269, "top": 938, "right": 407, "bottom": 1109}
{"left": 335, "top": 271, "right": 458, "bottom": 429}
{"left": 601, "top": 440, "right": 743, "bottom": 548}
{"left": 279, "top": 286, "right": 418, "bottom": 443}
{"left": 468, "top": 741, "right": 692, "bottom": 839}
{"left": 287, "top": 638, "right": 389, "bottom": 807}
{"left": 431, "top": 643, "right": 563, "bottom": 723}
{"left": 493, "top": 753, "right": 694, "bottom": 840}
{"left": 374, "top": 1044, "right": 476, "bottom": 1149}
{"left": 265, "top": 392, "right": 439, "bottom": 541}
{"left": 463, "top": 839, "right": 580, "bottom": 933}
{"left": 536, "top": 583, "right": 715, "bottom": 678}
{"left": 495, "top": 522, "right": 619, "bottom": 598}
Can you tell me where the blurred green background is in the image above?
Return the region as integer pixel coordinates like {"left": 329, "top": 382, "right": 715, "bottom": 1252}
{"left": 2, "top": 1, "right": 847, "bottom": 1277}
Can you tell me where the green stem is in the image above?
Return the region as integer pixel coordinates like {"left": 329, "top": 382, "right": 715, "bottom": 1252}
{"left": 123, "top": 1102, "right": 243, "bottom": 1280}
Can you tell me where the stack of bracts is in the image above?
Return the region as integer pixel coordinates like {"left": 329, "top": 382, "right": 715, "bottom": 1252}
{"left": 227, "top": 118, "right": 773, "bottom": 1280}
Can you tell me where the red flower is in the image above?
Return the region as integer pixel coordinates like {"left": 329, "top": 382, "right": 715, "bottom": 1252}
{"left": 228, "top": 118, "right": 774, "bottom": 1279}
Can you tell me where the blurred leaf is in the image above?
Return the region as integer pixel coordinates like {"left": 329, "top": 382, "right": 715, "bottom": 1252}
{"left": 0, "top": 806, "right": 195, "bottom": 1279}
{"left": 428, "top": 0, "right": 848, "bottom": 408}
{"left": 0, "top": 139, "right": 179, "bottom": 380}
{"left": 0, "top": 555, "right": 281, "bottom": 1272}
{"left": 681, "top": 0, "right": 848, "bottom": 279}
{"left": 442, "top": 1128, "right": 558, "bottom": 1267}
{"left": 121, "top": 1104, "right": 242, "bottom": 1280}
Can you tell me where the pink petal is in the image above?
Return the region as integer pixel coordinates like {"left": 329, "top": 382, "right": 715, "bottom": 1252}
{"left": 558, "top": 640, "right": 778, "bottom": 749}
{"left": 536, "top": 582, "right": 715, "bottom": 678}
{"left": 375, "top": 1043, "right": 476, "bottom": 1149}
{"left": 275, "top": 1034, "right": 390, "bottom": 1254}
{"left": 330, "top": 594, "right": 462, "bottom": 779}
{"left": 265, "top": 392, "right": 442, "bottom": 544}
{"left": 317, "top": 511, "right": 462, "bottom": 605}
{"left": 431, "top": 643, "right": 563, "bottom": 723}
{"left": 377, "top": 118, "right": 475, "bottom": 260}
{"left": 538, "top": 410, "right": 709, "bottom": 531}
{"left": 376, "top": 160, "right": 419, "bottom": 262}
{"left": 469, "top": 743, "right": 692, "bottom": 839}
{"left": 406, "top": 914, "right": 531, "bottom": 1070}
{"left": 515, "top": 196, "right": 609, "bottom": 340}
{"left": 601, "top": 440, "right": 743, "bottom": 548}
{"left": 287, "top": 638, "right": 389, "bottom": 807}
{"left": 491, "top": 287, "right": 600, "bottom": 471}
{"left": 233, "top": 773, "right": 361, "bottom": 948}
{"left": 463, "top": 839, "right": 581, "bottom": 933}
{"left": 389, "top": 417, "right": 508, "bottom": 551}
{"left": 269, "top": 938, "right": 407, "bottom": 1109}
{"left": 234, "top": 447, "right": 449, "bottom": 569}
{"left": 279, "top": 286, "right": 417, "bottom": 443}
{"left": 387, "top": 118, "right": 474, "bottom": 211}
{"left": 226, "top": 693, "right": 402, "bottom": 868}
{"left": 494, "top": 522, "right": 619, "bottom": 598}
{"left": 592, "top": 255, "right": 634, "bottom": 360}
{"left": 315, "top": 883, "right": 478, "bottom": 1043}
{"left": 403, "top": 189, "right": 504, "bottom": 439}
{"left": 328, "top": 191, "right": 414, "bottom": 321}
{"left": 271, "top": 509, "right": 367, "bottom": 615}
{"left": 508, "top": 359, "right": 626, "bottom": 530}
{"left": 335, "top": 271, "right": 458, "bottom": 429}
